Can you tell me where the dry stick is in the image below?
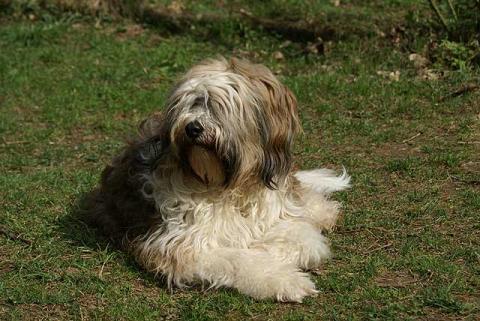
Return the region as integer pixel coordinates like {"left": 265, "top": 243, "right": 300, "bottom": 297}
{"left": 468, "top": 51, "right": 480, "bottom": 63}
{"left": 449, "top": 174, "right": 480, "bottom": 186}
{"left": 447, "top": 0, "right": 458, "bottom": 21}
{"left": 440, "top": 83, "right": 480, "bottom": 101}
{"left": 402, "top": 132, "right": 422, "bottom": 144}
{"left": 429, "top": 0, "right": 450, "bottom": 31}
{"left": 1, "top": 140, "right": 29, "bottom": 145}
{"left": 365, "top": 242, "right": 393, "bottom": 254}
{"left": 0, "top": 225, "right": 32, "bottom": 245}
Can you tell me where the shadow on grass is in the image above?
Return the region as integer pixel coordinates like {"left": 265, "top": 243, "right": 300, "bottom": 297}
{"left": 57, "top": 190, "right": 167, "bottom": 287}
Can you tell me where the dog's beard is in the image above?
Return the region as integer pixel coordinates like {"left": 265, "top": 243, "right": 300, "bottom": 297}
{"left": 186, "top": 145, "right": 225, "bottom": 186}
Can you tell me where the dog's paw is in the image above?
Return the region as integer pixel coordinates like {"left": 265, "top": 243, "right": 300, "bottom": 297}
{"left": 237, "top": 265, "right": 317, "bottom": 303}
{"left": 298, "top": 234, "right": 331, "bottom": 270}
{"left": 274, "top": 270, "right": 318, "bottom": 303}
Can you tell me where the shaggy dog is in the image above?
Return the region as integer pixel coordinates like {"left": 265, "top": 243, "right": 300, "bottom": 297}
{"left": 86, "top": 57, "right": 350, "bottom": 302}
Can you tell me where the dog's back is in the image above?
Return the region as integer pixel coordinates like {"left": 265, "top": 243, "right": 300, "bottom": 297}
{"left": 83, "top": 136, "right": 163, "bottom": 246}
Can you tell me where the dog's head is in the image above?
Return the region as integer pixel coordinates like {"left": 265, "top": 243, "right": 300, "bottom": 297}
{"left": 154, "top": 57, "right": 301, "bottom": 189}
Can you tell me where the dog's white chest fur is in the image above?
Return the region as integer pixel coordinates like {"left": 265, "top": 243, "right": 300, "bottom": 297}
{"left": 147, "top": 177, "right": 286, "bottom": 249}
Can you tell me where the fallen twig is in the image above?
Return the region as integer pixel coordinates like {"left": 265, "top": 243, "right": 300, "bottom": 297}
{"left": 365, "top": 242, "right": 393, "bottom": 254}
{"left": 335, "top": 228, "right": 362, "bottom": 234}
{"left": 429, "top": 0, "right": 450, "bottom": 32}
{"left": 402, "top": 132, "right": 422, "bottom": 144}
{"left": 449, "top": 174, "right": 480, "bottom": 186}
{"left": 336, "top": 226, "right": 392, "bottom": 234}
{"left": 1, "top": 140, "right": 29, "bottom": 145}
{"left": 440, "top": 83, "right": 480, "bottom": 101}
{"left": 446, "top": 0, "right": 458, "bottom": 21}
{"left": 0, "top": 225, "right": 32, "bottom": 245}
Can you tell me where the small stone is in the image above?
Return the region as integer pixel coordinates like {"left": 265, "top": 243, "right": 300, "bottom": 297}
{"left": 409, "top": 53, "right": 429, "bottom": 69}
{"left": 273, "top": 51, "right": 284, "bottom": 60}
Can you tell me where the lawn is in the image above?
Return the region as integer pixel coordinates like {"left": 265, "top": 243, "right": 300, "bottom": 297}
{"left": 0, "top": 1, "right": 479, "bottom": 320}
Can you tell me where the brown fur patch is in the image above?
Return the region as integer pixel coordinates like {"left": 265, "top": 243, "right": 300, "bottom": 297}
{"left": 187, "top": 145, "right": 225, "bottom": 186}
{"left": 84, "top": 115, "right": 165, "bottom": 246}
{"left": 229, "top": 58, "right": 301, "bottom": 188}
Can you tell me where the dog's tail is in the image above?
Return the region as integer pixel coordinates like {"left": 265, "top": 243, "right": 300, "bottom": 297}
{"left": 294, "top": 167, "right": 351, "bottom": 194}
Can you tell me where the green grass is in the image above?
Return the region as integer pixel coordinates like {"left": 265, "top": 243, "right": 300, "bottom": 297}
{"left": 1, "top": 1, "right": 479, "bottom": 320}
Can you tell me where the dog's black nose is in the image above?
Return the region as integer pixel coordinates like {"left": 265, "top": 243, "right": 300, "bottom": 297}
{"left": 185, "top": 121, "right": 203, "bottom": 139}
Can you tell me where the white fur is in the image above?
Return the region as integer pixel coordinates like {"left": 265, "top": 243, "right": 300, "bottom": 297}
{"left": 295, "top": 167, "right": 351, "bottom": 194}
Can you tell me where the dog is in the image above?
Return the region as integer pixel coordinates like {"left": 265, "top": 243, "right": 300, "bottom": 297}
{"left": 86, "top": 57, "right": 350, "bottom": 302}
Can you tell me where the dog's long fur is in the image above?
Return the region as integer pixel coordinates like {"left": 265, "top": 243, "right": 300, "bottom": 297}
{"left": 86, "top": 57, "right": 350, "bottom": 302}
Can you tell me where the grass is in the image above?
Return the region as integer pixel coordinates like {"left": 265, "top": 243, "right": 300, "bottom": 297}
{"left": 1, "top": 1, "right": 479, "bottom": 320}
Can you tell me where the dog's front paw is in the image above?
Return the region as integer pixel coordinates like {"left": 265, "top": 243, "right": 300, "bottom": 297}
{"left": 299, "top": 233, "right": 331, "bottom": 270}
{"left": 241, "top": 267, "right": 317, "bottom": 303}
{"left": 273, "top": 270, "right": 318, "bottom": 302}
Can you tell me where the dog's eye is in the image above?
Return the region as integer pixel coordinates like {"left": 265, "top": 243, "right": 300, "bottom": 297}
{"left": 191, "top": 97, "right": 209, "bottom": 110}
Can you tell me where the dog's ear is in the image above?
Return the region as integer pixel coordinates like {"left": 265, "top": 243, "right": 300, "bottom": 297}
{"left": 258, "top": 83, "right": 300, "bottom": 189}
{"left": 138, "top": 112, "right": 165, "bottom": 139}
{"left": 230, "top": 58, "right": 301, "bottom": 189}
{"left": 129, "top": 112, "right": 169, "bottom": 169}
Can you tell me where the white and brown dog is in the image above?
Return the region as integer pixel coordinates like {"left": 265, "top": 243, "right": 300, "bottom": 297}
{"left": 86, "top": 57, "right": 350, "bottom": 302}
